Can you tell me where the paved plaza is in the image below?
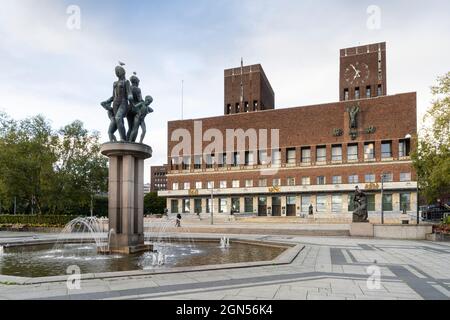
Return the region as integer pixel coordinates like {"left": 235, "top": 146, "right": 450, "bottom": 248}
{"left": 0, "top": 231, "right": 449, "bottom": 300}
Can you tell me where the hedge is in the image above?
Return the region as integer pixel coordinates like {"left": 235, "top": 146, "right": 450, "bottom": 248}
{"left": 0, "top": 215, "right": 79, "bottom": 227}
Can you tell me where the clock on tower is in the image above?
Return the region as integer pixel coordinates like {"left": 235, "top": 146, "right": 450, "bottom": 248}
{"left": 339, "top": 42, "right": 387, "bottom": 101}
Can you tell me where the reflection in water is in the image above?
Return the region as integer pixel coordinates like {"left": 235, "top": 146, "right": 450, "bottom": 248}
{"left": 0, "top": 242, "right": 285, "bottom": 278}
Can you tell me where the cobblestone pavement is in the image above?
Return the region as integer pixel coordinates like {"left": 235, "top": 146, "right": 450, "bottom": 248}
{"left": 0, "top": 233, "right": 449, "bottom": 300}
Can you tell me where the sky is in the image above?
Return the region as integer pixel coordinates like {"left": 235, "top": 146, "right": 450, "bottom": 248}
{"left": 0, "top": 0, "right": 449, "bottom": 184}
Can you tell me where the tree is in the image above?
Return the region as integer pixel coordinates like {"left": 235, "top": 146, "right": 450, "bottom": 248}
{"left": 412, "top": 72, "right": 450, "bottom": 203}
{"left": 144, "top": 192, "right": 166, "bottom": 215}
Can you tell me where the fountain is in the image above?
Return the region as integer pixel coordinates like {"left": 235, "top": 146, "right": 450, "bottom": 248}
{"left": 220, "top": 237, "right": 230, "bottom": 249}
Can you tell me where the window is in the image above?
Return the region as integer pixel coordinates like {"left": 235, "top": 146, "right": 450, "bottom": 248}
{"left": 259, "top": 179, "right": 267, "bottom": 187}
{"left": 244, "top": 197, "right": 253, "bottom": 213}
{"left": 171, "top": 157, "right": 179, "bottom": 170}
{"left": 206, "top": 154, "right": 215, "bottom": 169}
{"left": 253, "top": 100, "right": 258, "bottom": 111}
{"left": 377, "top": 84, "right": 382, "bottom": 96}
{"left": 182, "top": 199, "right": 190, "bottom": 213}
{"left": 381, "top": 141, "right": 392, "bottom": 159}
{"left": 183, "top": 182, "right": 190, "bottom": 190}
{"left": 232, "top": 152, "right": 240, "bottom": 167}
{"left": 287, "top": 148, "right": 296, "bottom": 164}
{"left": 347, "top": 144, "right": 358, "bottom": 161}
{"left": 244, "top": 102, "right": 249, "bottom": 112}
{"left": 317, "top": 176, "right": 326, "bottom": 185}
{"left": 245, "top": 151, "right": 255, "bottom": 166}
{"left": 226, "top": 104, "right": 231, "bottom": 114}
{"left": 344, "top": 89, "right": 349, "bottom": 101}
{"left": 219, "top": 198, "right": 227, "bottom": 213}
{"left": 366, "top": 86, "right": 371, "bottom": 98}
{"left": 382, "top": 173, "right": 393, "bottom": 182}
{"left": 349, "top": 175, "right": 359, "bottom": 184}
{"left": 245, "top": 179, "right": 253, "bottom": 188}
{"left": 207, "top": 181, "right": 214, "bottom": 189}
{"left": 364, "top": 142, "right": 375, "bottom": 160}
{"left": 171, "top": 200, "right": 179, "bottom": 213}
{"left": 194, "top": 199, "right": 202, "bottom": 214}
{"left": 287, "top": 177, "right": 296, "bottom": 186}
{"left": 355, "top": 87, "right": 360, "bottom": 99}
{"left": 182, "top": 156, "right": 190, "bottom": 170}
{"left": 365, "top": 174, "right": 376, "bottom": 183}
{"left": 382, "top": 194, "right": 393, "bottom": 211}
{"left": 367, "top": 195, "right": 375, "bottom": 211}
{"left": 400, "top": 193, "right": 411, "bottom": 211}
{"left": 259, "top": 150, "right": 268, "bottom": 165}
{"left": 172, "top": 182, "right": 179, "bottom": 190}
{"left": 332, "top": 195, "right": 342, "bottom": 213}
{"left": 232, "top": 180, "right": 240, "bottom": 188}
{"left": 302, "top": 177, "right": 311, "bottom": 185}
{"left": 235, "top": 103, "right": 240, "bottom": 113}
{"left": 287, "top": 196, "right": 296, "bottom": 205}
{"left": 301, "top": 147, "right": 311, "bottom": 164}
{"left": 231, "top": 198, "right": 240, "bottom": 213}
{"left": 272, "top": 178, "right": 281, "bottom": 187}
{"left": 400, "top": 172, "right": 412, "bottom": 182}
{"left": 301, "top": 196, "right": 311, "bottom": 213}
{"left": 332, "top": 176, "right": 342, "bottom": 184}
{"left": 272, "top": 149, "right": 281, "bottom": 166}
{"left": 219, "top": 153, "right": 227, "bottom": 167}
{"left": 220, "top": 181, "right": 227, "bottom": 189}
{"left": 332, "top": 145, "right": 342, "bottom": 162}
{"left": 399, "top": 139, "right": 411, "bottom": 157}
{"left": 195, "top": 181, "right": 202, "bottom": 189}
{"left": 316, "top": 146, "right": 327, "bottom": 163}
{"left": 316, "top": 195, "right": 327, "bottom": 212}
{"left": 348, "top": 194, "right": 355, "bottom": 212}
{"left": 194, "top": 155, "right": 202, "bottom": 169}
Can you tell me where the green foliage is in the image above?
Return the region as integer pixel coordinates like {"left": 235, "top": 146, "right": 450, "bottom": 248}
{"left": 412, "top": 72, "right": 450, "bottom": 203}
{"left": 0, "top": 113, "right": 108, "bottom": 215}
{"left": 0, "top": 215, "right": 78, "bottom": 227}
{"left": 144, "top": 192, "right": 166, "bottom": 215}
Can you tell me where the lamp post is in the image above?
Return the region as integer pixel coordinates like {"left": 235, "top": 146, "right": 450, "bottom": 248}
{"left": 380, "top": 174, "right": 385, "bottom": 225}
{"left": 210, "top": 188, "right": 214, "bottom": 225}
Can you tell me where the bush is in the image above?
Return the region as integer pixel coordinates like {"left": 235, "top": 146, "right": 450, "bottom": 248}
{"left": 0, "top": 215, "right": 79, "bottom": 227}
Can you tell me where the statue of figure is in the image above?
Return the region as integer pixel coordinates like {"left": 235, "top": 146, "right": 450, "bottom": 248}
{"left": 101, "top": 63, "right": 133, "bottom": 142}
{"left": 127, "top": 72, "right": 143, "bottom": 141}
{"left": 353, "top": 186, "right": 369, "bottom": 223}
{"left": 349, "top": 105, "right": 360, "bottom": 130}
{"left": 130, "top": 95, "right": 154, "bottom": 143}
{"left": 101, "top": 100, "right": 117, "bottom": 142}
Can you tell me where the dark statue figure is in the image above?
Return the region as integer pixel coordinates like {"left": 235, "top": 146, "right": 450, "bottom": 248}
{"left": 101, "top": 63, "right": 154, "bottom": 144}
{"left": 130, "top": 95, "right": 154, "bottom": 143}
{"left": 353, "top": 186, "right": 369, "bottom": 223}
{"left": 349, "top": 105, "right": 360, "bottom": 130}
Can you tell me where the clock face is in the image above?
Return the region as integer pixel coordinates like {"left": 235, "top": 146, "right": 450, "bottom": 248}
{"left": 344, "top": 62, "right": 370, "bottom": 85}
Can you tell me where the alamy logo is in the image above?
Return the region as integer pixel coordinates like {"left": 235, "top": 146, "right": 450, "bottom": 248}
{"left": 367, "top": 5, "right": 381, "bottom": 30}
{"left": 170, "top": 121, "right": 281, "bottom": 176}
{"left": 66, "top": 265, "right": 81, "bottom": 290}
{"left": 366, "top": 265, "right": 381, "bottom": 290}
{"left": 66, "top": 5, "right": 81, "bottom": 30}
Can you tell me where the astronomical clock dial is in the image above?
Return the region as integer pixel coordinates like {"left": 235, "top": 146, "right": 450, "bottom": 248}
{"left": 344, "top": 62, "right": 370, "bottom": 85}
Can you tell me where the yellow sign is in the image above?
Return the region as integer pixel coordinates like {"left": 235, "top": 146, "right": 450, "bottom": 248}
{"left": 269, "top": 186, "right": 281, "bottom": 193}
{"left": 365, "top": 183, "right": 380, "bottom": 190}
{"left": 188, "top": 189, "right": 199, "bottom": 196}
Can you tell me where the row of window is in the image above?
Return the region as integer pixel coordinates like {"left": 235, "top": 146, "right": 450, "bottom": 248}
{"left": 171, "top": 193, "right": 412, "bottom": 214}
{"left": 171, "top": 172, "right": 412, "bottom": 190}
{"left": 171, "top": 140, "right": 411, "bottom": 170}
{"left": 343, "top": 85, "right": 383, "bottom": 101}
{"left": 226, "top": 100, "right": 261, "bottom": 114}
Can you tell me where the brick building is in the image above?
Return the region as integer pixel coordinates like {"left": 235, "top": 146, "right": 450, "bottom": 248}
{"left": 159, "top": 42, "right": 418, "bottom": 219}
{"left": 150, "top": 165, "right": 168, "bottom": 192}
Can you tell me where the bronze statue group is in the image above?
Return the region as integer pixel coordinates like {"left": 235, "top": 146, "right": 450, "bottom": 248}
{"left": 101, "top": 62, "right": 154, "bottom": 143}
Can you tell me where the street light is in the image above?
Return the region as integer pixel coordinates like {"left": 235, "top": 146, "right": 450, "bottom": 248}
{"left": 404, "top": 133, "right": 419, "bottom": 225}
{"left": 380, "top": 173, "right": 386, "bottom": 225}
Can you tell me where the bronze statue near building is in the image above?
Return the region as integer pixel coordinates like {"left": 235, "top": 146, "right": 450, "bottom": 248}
{"left": 353, "top": 186, "right": 369, "bottom": 223}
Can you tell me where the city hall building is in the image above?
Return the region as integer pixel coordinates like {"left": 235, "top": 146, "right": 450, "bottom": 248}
{"left": 159, "top": 42, "right": 418, "bottom": 220}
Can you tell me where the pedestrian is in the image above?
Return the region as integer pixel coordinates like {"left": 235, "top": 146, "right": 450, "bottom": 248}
{"left": 175, "top": 213, "right": 182, "bottom": 228}
{"left": 309, "top": 204, "right": 314, "bottom": 216}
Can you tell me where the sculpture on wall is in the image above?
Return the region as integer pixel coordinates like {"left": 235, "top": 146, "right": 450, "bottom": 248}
{"left": 101, "top": 63, "right": 154, "bottom": 144}
{"left": 349, "top": 104, "right": 360, "bottom": 130}
{"left": 353, "top": 186, "right": 369, "bottom": 223}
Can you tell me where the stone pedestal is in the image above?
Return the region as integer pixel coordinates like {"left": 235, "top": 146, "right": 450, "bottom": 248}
{"left": 350, "top": 223, "right": 374, "bottom": 237}
{"left": 101, "top": 142, "right": 153, "bottom": 254}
